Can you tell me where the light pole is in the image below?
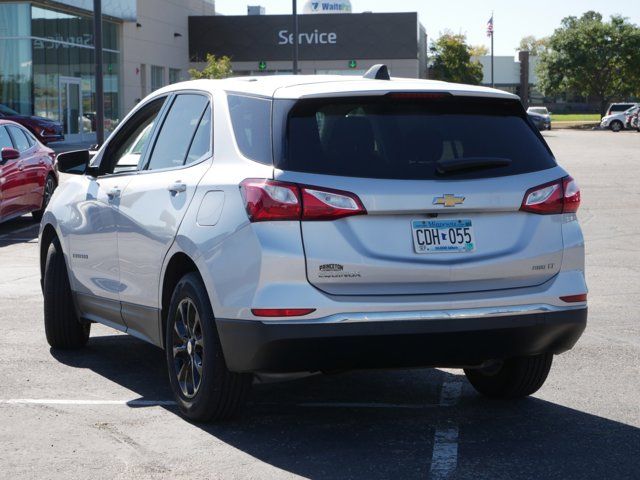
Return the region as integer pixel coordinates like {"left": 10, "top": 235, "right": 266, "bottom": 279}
{"left": 93, "top": 0, "right": 105, "bottom": 145}
{"left": 292, "top": 0, "right": 299, "bottom": 74}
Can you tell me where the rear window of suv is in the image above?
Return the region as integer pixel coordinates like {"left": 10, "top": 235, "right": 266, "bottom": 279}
{"left": 276, "top": 95, "right": 557, "bottom": 180}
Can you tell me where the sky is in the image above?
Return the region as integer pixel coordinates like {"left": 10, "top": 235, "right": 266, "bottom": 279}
{"left": 214, "top": 0, "right": 640, "bottom": 55}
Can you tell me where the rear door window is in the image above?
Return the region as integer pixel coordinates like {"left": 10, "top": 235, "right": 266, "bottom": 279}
{"left": 7, "top": 126, "right": 31, "bottom": 152}
{"left": 146, "top": 94, "right": 209, "bottom": 171}
{"left": 185, "top": 104, "right": 212, "bottom": 165}
{"left": 0, "top": 126, "right": 12, "bottom": 149}
{"left": 278, "top": 95, "right": 556, "bottom": 180}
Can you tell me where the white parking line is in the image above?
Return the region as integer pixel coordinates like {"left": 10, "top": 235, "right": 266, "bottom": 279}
{"left": 429, "top": 377, "right": 463, "bottom": 479}
{"left": 0, "top": 399, "right": 448, "bottom": 409}
{"left": 429, "top": 427, "right": 460, "bottom": 479}
{"left": 0, "top": 399, "right": 177, "bottom": 406}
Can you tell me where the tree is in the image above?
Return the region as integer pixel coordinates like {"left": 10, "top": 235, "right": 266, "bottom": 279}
{"left": 517, "top": 35, "right": 548, "bottom": 56}
{"left": 469, "top": 45, "right": 488, "bottom": 57}
{"left": 429, "top": 33, "right": 484, "bottom": 85}
{"left": 188, "top": 54, "right": 233, "bottom": 79}
{"left": 537, "top": 11, "right": 640, "bottom": 115}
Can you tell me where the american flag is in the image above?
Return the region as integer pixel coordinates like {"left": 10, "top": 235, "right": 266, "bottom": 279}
{"left": 487, "top": 16, "right": 494, "bottom": 37}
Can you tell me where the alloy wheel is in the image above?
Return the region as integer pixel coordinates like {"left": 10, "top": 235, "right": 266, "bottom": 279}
{"left": 171, "top": 298, "right": 204, "bottom": 398}
{"left": 43, "top": 177, "right": 55, "bottom": 208}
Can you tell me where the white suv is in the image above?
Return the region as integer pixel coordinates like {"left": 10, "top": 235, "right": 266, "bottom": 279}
{"left": 40, "top": 67, "right": 587, "bottom": 421}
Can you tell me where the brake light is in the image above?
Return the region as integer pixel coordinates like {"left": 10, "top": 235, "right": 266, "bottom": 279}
{"left": 387, "top": 92, "right": 452, "bottom": 100}
{"left": 520, "top": 176, "right": 581, "bottom": 215}
{"left": 251, "top": 308, "right": 316, "bottom": 317}
{"left": 240, "top": 179, "right": 366, "bottom": 222}
{"left": 240, "top": 179, "right": 301, "bottom": 221}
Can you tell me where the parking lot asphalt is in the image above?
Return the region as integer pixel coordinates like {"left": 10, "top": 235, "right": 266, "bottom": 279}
{"left": 1, "top": 129, "right": 638, "bottom": 480}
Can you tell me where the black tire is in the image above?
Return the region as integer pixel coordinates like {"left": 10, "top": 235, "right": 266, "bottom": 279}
{"left": 32, "top": 174, "right": 57, "bottom": 222}
{"left": 464, "top": 353, "right": 553, "bottom": 399}
{"left": 610, "top": 120, "right": 623, "bottom": 132}
{"left": 44, "top": 239, "right": 90, "bottom": 348}
{"left": 165, "top": 272, "right": 252, "bottom": 422}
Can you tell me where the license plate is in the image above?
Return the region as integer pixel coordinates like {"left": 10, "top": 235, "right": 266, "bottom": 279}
{"left": 412, "top": 219, "right": 476, "bottom": 253}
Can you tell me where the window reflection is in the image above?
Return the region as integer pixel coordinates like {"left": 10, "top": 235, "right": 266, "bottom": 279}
{"left": 0, "top": 3, "right": 120, "bottom": 139}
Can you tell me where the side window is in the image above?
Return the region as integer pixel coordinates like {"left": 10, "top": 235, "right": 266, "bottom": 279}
{"left": 104, "top": 97, "right": 166, "bottom": 175}
{"left": 23, "top": 129, "right": 37, "bottom": 146}
{"left": 185, "top": 104, "right": 212, "bottom": 165}
{"left": 227, "top": 94, "right": 272, "bottom": 165}
{"left": 146, "top": 94, "right": 209, "bottom": 171}
{"left": 0, "top": 126, "right": 12, "bottom": 149}
{"left": 7, "top": 126, "right": 31, "bottom": 151}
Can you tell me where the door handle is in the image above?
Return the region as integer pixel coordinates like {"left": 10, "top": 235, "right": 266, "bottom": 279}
{"left": 168, "top": 181, "right": 187, "bottom": 194}
{"left": 107, "top": 187, "right": 121, "bottom": 199}
{"left": 18, "top": 163, "right": 24, "bottom": 171}
{"left": 38, "top": 159, "right": 45, "bottom": 165}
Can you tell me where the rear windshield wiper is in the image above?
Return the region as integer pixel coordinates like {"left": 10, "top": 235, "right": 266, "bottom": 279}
{"left": 436, "top": 157, "right": 512, "bottom": 174}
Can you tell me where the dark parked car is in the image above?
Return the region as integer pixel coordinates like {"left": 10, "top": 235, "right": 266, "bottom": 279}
{"left": 0, "top": 104, "right": 64, "bottom": 144}
{"left": 0, "top": 119, "right": 57, "bottom": 223}
{"left": 528, "top": 112, "right": 551, "bottom": 131}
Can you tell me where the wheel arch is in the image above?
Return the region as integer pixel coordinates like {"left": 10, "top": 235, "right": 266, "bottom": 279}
{"left": 39, "top": 223, "right": 59, "bottom": 283}
{"left": 160, "top": 251, "right": 203, "bottom": 348}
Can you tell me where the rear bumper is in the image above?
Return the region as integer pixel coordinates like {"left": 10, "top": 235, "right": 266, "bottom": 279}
{"left": 216, "top": 307, "right": 587, "bottom": 373}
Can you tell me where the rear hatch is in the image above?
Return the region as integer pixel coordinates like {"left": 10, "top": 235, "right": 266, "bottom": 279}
{"left": 274, "top": 93, "right": 564, "bottom": 296}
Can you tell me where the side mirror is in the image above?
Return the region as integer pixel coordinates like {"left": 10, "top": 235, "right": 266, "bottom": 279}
{"left": 56, "top": 149, "right": 92, "bottom": 175}
{"left": 1, "top": 147, "right": 20, "bottom": 162}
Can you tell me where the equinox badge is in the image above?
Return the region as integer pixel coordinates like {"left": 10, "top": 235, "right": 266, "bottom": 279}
{"left": 433, "top": 194, "right": 465, "bottom": 207}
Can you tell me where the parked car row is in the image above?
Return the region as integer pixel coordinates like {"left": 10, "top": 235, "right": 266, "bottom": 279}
{"left": 600, "top": 103, "right": 640, "bottom": 132}
{"left": 526, "top": 106, "right": 552, "bottom": 131}
{"left": 0, "top": 104, "right": 64, "bottom": 144}
{"left": 0, "top": 119, "right": 57, "bottom": 223}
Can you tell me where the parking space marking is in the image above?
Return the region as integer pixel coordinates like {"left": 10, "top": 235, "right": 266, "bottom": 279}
{"left": 429, "top": 377, "right": 462, "bottom": 479}
{"left": 438, "top": 380, "right": 462, "bottom": 407}
{"left": 0, "top": 399, "right": 449, "bottom": 409}
{"left": 429, "top": 426, "right": 459, "bottom": 480}
{"left": 0, "top": 399, "right": 177, "bottom": 406}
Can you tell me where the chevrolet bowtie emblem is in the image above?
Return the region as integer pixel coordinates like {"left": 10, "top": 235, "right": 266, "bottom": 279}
{"left": 433, "top": 194, "right": 465, "bottom": 207}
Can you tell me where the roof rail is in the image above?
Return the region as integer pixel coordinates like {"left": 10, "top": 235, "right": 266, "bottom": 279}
{"left": 363, "top": 64, "right": 390, "bottom": 80}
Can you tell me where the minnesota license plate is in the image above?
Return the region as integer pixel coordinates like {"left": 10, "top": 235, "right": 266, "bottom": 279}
{"left": 412, "top": 219, "right": 476, "bottom": 253}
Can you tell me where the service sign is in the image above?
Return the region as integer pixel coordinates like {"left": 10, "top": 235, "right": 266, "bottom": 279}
{"left": 189, "top": 13, "right": 421, "bottom": 62}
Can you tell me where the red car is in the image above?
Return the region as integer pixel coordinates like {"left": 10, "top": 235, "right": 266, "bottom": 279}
{"left": 0, "top": 104, "right": 64, "bottom": 144}
{"left": 0, "top": 120, "right": 57, "bottom": 223}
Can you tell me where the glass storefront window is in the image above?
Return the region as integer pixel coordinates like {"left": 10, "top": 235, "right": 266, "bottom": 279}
{"left": 151, "top": 66, "right": 165, "bottom": 91}
{"left": 169, "top": 68, "right": 182, "bottom": 84}
{"left": 0, "top": 4, "right": 33, "bottom": 114}
{"left": 0, "top": 3, "right": 120, "bottom": 139}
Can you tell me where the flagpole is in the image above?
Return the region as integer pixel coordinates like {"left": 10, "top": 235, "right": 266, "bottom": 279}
{"left": 490, "top": 11, "right": 494, "bottom": 88}
{"left": 292, "top": 0, "right": 299, "bottom": 75}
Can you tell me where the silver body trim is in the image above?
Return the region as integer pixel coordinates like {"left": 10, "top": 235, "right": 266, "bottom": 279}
{"left": 262, "top": 303, "right": 585, "bottom": 325}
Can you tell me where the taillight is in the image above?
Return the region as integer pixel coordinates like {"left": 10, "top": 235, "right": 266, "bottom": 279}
{"left": 562, "top": 176, "right": 581, "bottom": 213}
{"left": 240, "top": 179, "right": 301, "bottom": 221}
{"left": 240, "top": 179, "right": 366, "bottom": 222}
{"left": 302, "top": 187, "right": 366, "bottom": 220}
{"left": 520, "top": 176, "right": 580, "bottom": 215}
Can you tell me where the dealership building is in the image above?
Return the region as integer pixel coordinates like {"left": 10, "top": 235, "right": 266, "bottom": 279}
{"left": 0, "top": 0, "right": 215, "bottom": 143}
{"left": 189, "top": 11, "right": 428, "bottom": 78}
{"left": 0, "top": 0, "right": 430, "bottom": 143}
